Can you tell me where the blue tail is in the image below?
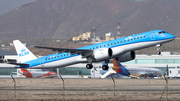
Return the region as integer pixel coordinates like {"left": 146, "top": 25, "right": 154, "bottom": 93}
{"left": 112, "top": 58, "right": 130, "bottom": 76}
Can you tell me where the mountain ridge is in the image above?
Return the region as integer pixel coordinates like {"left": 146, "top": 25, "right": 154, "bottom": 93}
{"left": 0, "top": 0, "right": 180, "bottom": 40}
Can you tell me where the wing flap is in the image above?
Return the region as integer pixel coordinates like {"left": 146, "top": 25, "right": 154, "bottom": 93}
{"left": 8, "top": 63, "right": 30, "bottom": 66}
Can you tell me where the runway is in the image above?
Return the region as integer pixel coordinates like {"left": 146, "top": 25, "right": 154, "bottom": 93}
{"left": 0, "top": 78, "right": 180, "bottom": 101}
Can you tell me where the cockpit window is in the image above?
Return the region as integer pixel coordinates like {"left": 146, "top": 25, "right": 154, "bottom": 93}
{"left": 159, "top": 31, "right": 167, "bottom": 34}
{"left": 162, "top": 31, "right": 167, "bottom": 33}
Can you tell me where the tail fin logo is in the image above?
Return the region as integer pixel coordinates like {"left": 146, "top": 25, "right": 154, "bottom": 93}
{"left": 19, "top": 48, "right": 29, "bottom": 57}
{"left": 21, "top": 49, "right": 26, "bottom": 52}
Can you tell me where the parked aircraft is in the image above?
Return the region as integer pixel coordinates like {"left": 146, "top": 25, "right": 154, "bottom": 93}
{"left": 101, "top": 58, "right": 163, "bottom": 78}
{"left": 17, "top": 69, "right": 57, "bottom": 78}
{"left": 7, "top": 30, "right": 175, "bottom": 70}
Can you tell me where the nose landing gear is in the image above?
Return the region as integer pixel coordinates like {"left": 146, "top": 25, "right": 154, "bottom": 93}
{"left": 101, "top": 60, "right": 109, "bottom": 70}
{"left": 156, "top": 44, "right": 161, "bottom": 55}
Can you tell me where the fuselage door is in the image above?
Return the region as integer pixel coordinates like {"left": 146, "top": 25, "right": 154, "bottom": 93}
{"left": 150, "top": 33, "right": 155, "bottom": 40}
{"left": 40, "top": 59, "right": 44, "bottom": 66}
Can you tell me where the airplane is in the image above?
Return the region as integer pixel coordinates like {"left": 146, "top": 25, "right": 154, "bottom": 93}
{"left": 90, "top": 59, "right": 130, "bottom": 78}
{"left": 6, "top": 30, "right": 175, "bottom": 70}
{"left": 17, "top": 69, "right": 57, "bottom": 78}
{"left": 101, "top": 58, "right": 163, "bottom": 78}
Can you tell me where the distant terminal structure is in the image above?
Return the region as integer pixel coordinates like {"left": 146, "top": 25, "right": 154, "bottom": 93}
{"left": 105, "top": 32, "right": 115, "bottom": 41}
{"left": 72, "top": 23, "right": 121, "bottom": 43}
{"left": 72, "top": 31, "right": 116, "bottom": 43}
{"left": 72, "top": 32, "right": 92, "bottom": 42}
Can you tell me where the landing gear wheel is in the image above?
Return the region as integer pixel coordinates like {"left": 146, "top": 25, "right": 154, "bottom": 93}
{"left": 102, "top": 65, "right": 109, "bottom": 70}
{"left": 86, "top": 64, "right": 93, "bottom": 69}
{"left": 157, "top": 51, "right": 161, "bottom": 55}
{"left": 156, "top": 44, "right": 161, "bottom": 55}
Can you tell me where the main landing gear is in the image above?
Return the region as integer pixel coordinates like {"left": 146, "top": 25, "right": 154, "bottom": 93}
{"left": 86, "top": 57, "right": 94, "bottom": 69}
{"left": 86, "top": 64, "right": 93, "bottom": 69}
{"left": 156, "top": 44, "right": 161, "bottom": 55}
{"left": 102, "top": 65, "right": 109, "bottom": 70}
{"left": 86, "top": 64, "right": 109, "bottom": 70}
{"left": 101, "top": 60, "right": 109, "bottom": 70}
{"left": 86, "top": 58, "right": 109, "bottom": 70}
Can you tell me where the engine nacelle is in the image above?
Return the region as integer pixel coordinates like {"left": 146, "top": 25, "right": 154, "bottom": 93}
{"left": 93, "top": 48, "right": 113, "bottom": 61}
{"left": 117, "top": 51, "right": 135, "bottom": 62}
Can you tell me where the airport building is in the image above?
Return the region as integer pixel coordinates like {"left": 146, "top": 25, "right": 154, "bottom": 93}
{"left": 0, "top": 51, "right": 180, "bottom": 77}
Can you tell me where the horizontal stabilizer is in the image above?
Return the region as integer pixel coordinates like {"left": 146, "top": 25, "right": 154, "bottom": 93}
{"left": 0, "top": 63, "right": 29, "bottom": 68}
{"left": 8, "top": 63, "right": 29, "bottom": 66}
{"left": 0, "top": 63, "right": 17, "bottom": 68}
{"left": 101, "top": 70, "right": 116, "bottom": 78}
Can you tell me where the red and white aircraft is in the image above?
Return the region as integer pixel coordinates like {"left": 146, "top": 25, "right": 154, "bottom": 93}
{"left": 17, "top": 69, "right": 57, "bottom": 78}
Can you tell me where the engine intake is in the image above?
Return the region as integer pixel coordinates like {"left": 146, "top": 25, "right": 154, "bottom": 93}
{"left": 93, "top": 48, "right": 113, "bottom": 61}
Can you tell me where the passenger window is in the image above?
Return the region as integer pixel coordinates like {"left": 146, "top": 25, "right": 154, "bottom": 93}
{"left": 134, "top": 38, "right": 136, "bottom": 40}
{"left": 121, "top": 41, "right": 122, "bottom": 43}
{"left": 104, "top": 45, "right": 105, "bottom": 47}
{"left": 114, "top": 42, "right": 116, "bottom": 44}
{"left": 57, "top": 56, "right": 59, "bottom": 58}
{"left": 137, "top": 37, "right": 139, "bottom": 39}
{"left": 124, "top": 40, "right": 126, "bottom": 42}
{"left": 111, "top": 43, "right": 113, "bottom": 45}
{"left": 117, "top": 42, "right": 119, "bottom": 44}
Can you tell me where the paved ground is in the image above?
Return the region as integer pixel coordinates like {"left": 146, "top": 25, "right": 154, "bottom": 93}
{"left": 0, "top": 78, "right": 180, "bottom": 101}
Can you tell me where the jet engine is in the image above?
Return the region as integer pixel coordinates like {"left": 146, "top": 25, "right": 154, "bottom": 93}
{"left": 117, "top": 51, "right": 135, "bottom": 62}
{"left": 93, "top": 48, "right": 113, "bottom": 61}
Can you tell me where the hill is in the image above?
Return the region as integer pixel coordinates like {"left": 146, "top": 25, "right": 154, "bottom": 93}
{"left": 0, "top": 0, "right": 36, "bottom": 15}
{"left": 0, "top": 0, "right": 180, "bottom": 40}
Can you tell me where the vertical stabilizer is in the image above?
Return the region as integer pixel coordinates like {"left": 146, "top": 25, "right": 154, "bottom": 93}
{"left": 112, "top": 58, "right": 130, "bottom": 76}
{"left": 112, "top": 58, "right": 123, "bottom": 73}
{"left": 13, "top": 40, "right": 37, "bottom": 63}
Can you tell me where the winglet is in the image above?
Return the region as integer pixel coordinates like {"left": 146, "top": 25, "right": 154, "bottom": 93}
{"left": 13, "top": 40, "right": 37, "bottom": 63}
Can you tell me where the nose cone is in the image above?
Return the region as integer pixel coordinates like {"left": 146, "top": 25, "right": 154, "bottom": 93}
{"left": 167, "top": 33, "right": 176, "bottom": 40}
